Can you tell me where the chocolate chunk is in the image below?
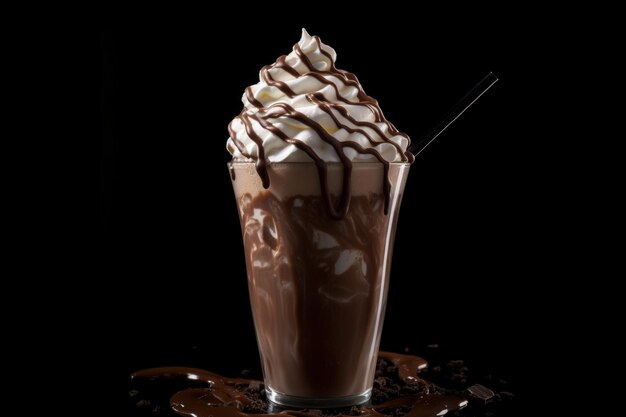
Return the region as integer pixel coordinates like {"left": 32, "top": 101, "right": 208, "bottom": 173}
{"left": 135, "top": 399, "right": 151, "bottom": 407}
{"left": 465, "top": 384, "right": 495, "bottom": 404}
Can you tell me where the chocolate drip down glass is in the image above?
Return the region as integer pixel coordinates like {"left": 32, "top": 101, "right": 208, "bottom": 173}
{"left": 230, "top": 161, "right": 410, "bottom": 408}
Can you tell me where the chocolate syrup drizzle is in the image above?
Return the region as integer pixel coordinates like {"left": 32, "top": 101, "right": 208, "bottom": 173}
{"left": 228, "top": 33, "right": 414, "bottom": 219}
{"left": 131, "top": 352, "right": 467, "bottom": 417}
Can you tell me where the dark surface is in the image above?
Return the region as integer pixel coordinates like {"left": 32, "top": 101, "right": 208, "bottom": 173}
{"left": 101, "top": 15, "right": 546, "bottom": 415}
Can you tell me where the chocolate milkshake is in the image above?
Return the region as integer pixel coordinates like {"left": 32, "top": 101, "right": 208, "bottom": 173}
{"left": 227, "top": 29, "right": 414, "bottom": 408}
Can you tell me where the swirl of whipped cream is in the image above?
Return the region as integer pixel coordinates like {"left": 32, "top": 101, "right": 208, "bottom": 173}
{"left": 227, "top": 29, "right": 412, "bottom": 168}
{"left": 227, "top": 29, "right": 413, "bottom": 219}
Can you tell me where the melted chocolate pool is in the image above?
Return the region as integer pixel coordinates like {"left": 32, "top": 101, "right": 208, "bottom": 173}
{"left": 131, "top": 352, "right": 470, "bottom": 417}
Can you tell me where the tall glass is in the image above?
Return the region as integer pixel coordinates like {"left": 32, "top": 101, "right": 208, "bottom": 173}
{"left": 230, "top": 162, "right": 410, "bottom": 408}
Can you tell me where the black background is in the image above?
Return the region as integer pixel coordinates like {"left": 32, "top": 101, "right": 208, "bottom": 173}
{"left": 101, "top": 14, "right": 548, "bottom": 415}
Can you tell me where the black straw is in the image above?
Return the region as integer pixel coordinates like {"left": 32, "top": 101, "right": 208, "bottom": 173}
{"left": 409, "top": 72, "right": 498, "bottom": 156}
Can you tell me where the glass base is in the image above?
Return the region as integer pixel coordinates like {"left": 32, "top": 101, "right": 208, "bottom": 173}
{"left": 265, "top": 386, "right": 372, "bottom": 409}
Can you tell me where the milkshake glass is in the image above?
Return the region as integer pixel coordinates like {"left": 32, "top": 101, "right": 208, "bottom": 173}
{"left": 227, "top": 29, "right": 413, "bottom": 408}
{"left": 231, "top": 162, "right": 408, "bottom": 407}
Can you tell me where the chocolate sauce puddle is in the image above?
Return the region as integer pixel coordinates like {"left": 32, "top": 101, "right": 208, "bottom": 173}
{"left": 131, "top": 352, "right": 467, "bottom": 417}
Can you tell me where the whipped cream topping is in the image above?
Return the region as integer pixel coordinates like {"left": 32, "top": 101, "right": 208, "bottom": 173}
{"left": 227, "top": 29, "right": 413, "bottom": 218}
{"left": 227, "top": 29, "right": 412, "bottom": 167}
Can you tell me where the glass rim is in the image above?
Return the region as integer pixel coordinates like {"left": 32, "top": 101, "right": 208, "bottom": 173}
{"left": 228, "top": 160, "right": 412, "bottom": 167}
